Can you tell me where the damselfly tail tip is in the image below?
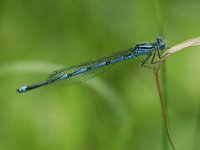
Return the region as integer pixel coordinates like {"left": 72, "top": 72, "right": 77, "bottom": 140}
{"left": 16, "top": 88, "right": 21, "bottom": 93}
{"left": 16, "top": 88, "right": 23, "bottom": 93}
{"left": 16, "top": 86, "right": 27, "bottom": 93}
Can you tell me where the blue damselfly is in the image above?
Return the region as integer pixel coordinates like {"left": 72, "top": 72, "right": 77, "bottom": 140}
{"left": 16, "top": 37, "right": 166, "bottom": 93}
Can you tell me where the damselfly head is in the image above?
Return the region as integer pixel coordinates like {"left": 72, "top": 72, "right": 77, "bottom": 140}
{"left": 156, "top": 37, "right": 166, "bottom": 50}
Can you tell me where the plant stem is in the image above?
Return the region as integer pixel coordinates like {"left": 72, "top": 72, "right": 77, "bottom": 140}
{"left": 161, "top": 62, "right": 168, "bottom": 150}
{"left": 154, "top": 68, "right": 176, "bottom": 150}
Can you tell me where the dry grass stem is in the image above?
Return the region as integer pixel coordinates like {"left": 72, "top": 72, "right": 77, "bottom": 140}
{"left": 154, "top": 37, "right": 200, "bottom": 150}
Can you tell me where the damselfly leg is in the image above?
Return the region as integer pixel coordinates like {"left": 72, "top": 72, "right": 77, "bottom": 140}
{"left": 141, "top": 48, "right": 163, "bottom": 68}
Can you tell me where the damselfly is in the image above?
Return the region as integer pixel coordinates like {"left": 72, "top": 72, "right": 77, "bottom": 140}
{"left": 16, "top": 37, "right": 166, "bottom": 93}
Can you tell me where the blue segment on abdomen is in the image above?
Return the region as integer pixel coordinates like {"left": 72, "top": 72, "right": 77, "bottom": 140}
{"left": 72, "top": 68, "right": 88, "bottom": 76}
{"left": 59, "top": 74, "right": 69, "bottom": 80}
{"left": 110, "top": 56, "right": 125, "bottom": 63}
{"left": 91, "top": 62, "right": 107, "bottom": 69}
{"left": 124, "top": 54, "right": 136, "bottom": 60}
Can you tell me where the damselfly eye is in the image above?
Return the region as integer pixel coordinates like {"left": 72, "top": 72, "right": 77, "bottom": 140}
{"left": 159, "top": 42, "right": 165, "bottom": 50}
{"left": 156, "top": 37, "right": 166, "bottom": 50}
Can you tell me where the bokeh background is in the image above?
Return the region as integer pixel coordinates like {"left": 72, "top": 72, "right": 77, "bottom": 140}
{"left": 0, "top": 0, "right": 200, "bottom": 150}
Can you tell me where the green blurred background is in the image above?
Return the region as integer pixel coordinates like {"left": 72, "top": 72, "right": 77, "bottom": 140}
{"left": 0, "top": 0, "right": 200, "bottom": 149}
